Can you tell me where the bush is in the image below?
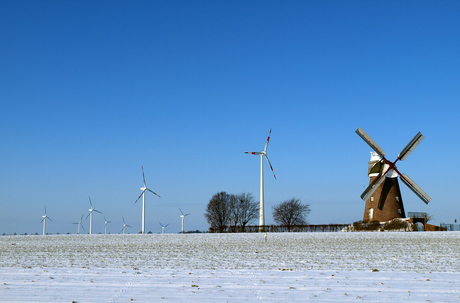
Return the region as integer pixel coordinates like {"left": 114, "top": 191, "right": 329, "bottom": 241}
{"left": 352, "top": 220, "right": 381, "bottom": 231}
{"left": 381, "top": 219, "right": 410, "bottom": 231}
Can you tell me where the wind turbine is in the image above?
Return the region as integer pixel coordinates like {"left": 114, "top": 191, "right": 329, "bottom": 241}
{"left": 104, "top": 216, "right": 111, "bottom": 234}
{"left": 40, "top": 206, "right": 52, "bottom": 235}
{"left": 179, "top": 208, "right": 190, "bottom": 234}
{"left": 72, "top": 214, "right": 85, "bottom": 234}
{"left": 134, "top": 166, "right": 160, "bottom": 234}
{"left": 120, "top": 217, "right": 132, "bottom": 234}
{"left": 85, "top": 197, "right": 102, "bottom": 235}
{"left": 159, "top": 222, "right": 169, "bottom": 234}
{"left": 245, "top": 129, "right": 276, "bottom": 232}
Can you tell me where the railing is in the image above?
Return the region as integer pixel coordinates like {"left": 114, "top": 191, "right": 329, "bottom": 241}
{"left": 440, "top": 223, "right": 460, "bottom": 231}
{"left": 209, "top": 224, "right": 351, "bottom": 233}
{"left": 408, "top": 212, "right": 427, "bottom": 218}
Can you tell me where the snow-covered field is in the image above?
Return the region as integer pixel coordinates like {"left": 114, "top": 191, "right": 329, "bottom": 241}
{"left": 1, "top": 232, "right": 459, "bottom": 302}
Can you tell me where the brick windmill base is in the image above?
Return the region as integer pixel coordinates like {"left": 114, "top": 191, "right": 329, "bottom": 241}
{"left": 363, "top": 176, "right": 406, "bottom": 222}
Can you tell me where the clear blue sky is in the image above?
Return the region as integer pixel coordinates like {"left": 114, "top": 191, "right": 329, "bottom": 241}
{"left": 1, "top": 1, "right": 459, "bottom": 235}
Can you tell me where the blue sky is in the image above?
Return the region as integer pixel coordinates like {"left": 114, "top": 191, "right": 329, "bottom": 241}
{"left": 1, "top": 1, "right": 459, "bottom": 235}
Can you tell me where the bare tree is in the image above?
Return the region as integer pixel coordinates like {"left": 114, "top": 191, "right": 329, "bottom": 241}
{"left": 204, "top": 192, "right": 232, "bottom": 232}
{"left": 234, "top": 193, "right": 259, "bottom": 231}
{"left": 272, "top": 198, "right": 310, "bottom": 231}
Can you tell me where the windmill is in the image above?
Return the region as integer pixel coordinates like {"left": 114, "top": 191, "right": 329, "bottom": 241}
{"left": 179, "top": 208, "right": 189, "bottom": 234}
{"left": 120, "top": 216, "right": 132, "bottom": 234}
{"left": 40, "top": 206, "right": 52, "bottom": 235}
{"left": 159, "top": 222, "right": 169, "bottom": 234}
{"left": 103, "top": 216, "right": 111, "bottom": 234}
{"left": 85, "top": 197, "right": 102, "bottom": 235}
{"left": 72, "top": 214, "right": 85, "bottom": 234}
{"left": 356, "top": 127, "right": 431, "bottom": 222}
{"left": 135, "top": 166, "right": 161, "bottom": 234}
{"left": 245, "top": 129, "right": 276, "bottom": 232}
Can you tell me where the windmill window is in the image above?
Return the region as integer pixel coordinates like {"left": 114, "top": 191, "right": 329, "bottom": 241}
{"left": 371, "top": 197, "right": 374, "bottom": 202}
{"left": 397, "top": 209, "right": 401, "bottom": 214}
{"left": 369, "top": 208, "right": 374, "bottom": 220}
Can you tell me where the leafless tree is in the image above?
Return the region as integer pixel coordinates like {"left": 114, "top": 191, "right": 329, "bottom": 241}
{"left": 204, "top": 192, "right": 232, "bottom": 232}
{"left": 233, "top": 193, "right": 259, "bottom": 230}
{"left": 272, "top": 198, "right": 310, "bottom": 231}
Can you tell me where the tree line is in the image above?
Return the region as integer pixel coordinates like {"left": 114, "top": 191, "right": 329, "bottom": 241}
{"left": 204, "top": 192, "right": 310, "bottom": 232}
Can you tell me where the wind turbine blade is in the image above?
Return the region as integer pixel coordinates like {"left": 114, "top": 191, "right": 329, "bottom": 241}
{"left": 47, "top": 216, "right": 53, "bottom": 222}
{"left": 135, "top": 190, "right": 145, "bottom": 203}
{"left": 85, "top": 213, "right": 91, "bottom": 220}
{"left": 122, "top": 216, "right": 126, "bottom": 223}
{"left": 146, "top": 188, "right": 161, "bottom": 197}
{"left": 89, "top": 196, "right": 93, "bottom": 207}
{"left": 80, "top": 214, "right": 84, "bottom": 221}
{"left": 398, "top": 132, "right": 424, "bottom": 161}
{"left": 93, "top": 209, "right": 103, "bottom": 214}
{"left": 185, "top": 213, "right": 190, "bottom": 216}
{"left": 265, "top": 155, "right": 276, "bottom": 179}
{"left": 360, "top": 173, "right": 387, "bottom": 201}
{"left": 400, "top": 173, "right": 431, "bottom": 204}
{"left": 244, "top": 152, "right": 263, "bottom": 155}
{"left": 179, "top": 208, "right": 184, "bottom": 215}
{"left": 165, "top": 224, "right": 169, "bottom": 227}
{"left": 159, "top": 222, "right": 164, "bottom": 227}
{"left": 356, "top": 128, "right": 386, "bottom": 159}
{"left": 142, "top": 166, "right": 146, "bottom": 187}
{"left": 40, "top": 218, "right": 45, "bottom": 223}
{"left": 81, "top": 224, "right": 85, "bottom": 232}
{"left": 264, "top": 129, "right": 272, "bottom": 152}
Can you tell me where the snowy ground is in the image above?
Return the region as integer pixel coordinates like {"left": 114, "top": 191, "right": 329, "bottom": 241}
{"left": 1, "top": 232, "right": 459, "bottom": 302}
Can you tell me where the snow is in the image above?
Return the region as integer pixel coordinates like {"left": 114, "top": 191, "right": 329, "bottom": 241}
{"left": 1, "top": 232, "right": 460, "bottom": 302}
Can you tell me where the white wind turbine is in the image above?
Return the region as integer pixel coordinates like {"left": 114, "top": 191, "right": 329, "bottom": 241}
{"left": 179, "top": 208, "right": 190, "bottom": 234}
{"left": 85, "top": 197, "right": 102, "bottom": 235}
{"left": 245, "top": 129, "right": 276, "bottom": 232}
{"left": 135, "top": 166, "right": 160, "bottom": 234}
{"left": 120, "top": 217, "right": 132, "bottom": 234}
{"left": 159, "top": 222, "right": 169, "bottom": 234}
{"left": 104, "top": 216, "right": 111, "bottom": 234}
{"left": 40, "top": 206, "right": 52, "bottom": 235}
{"left": 72, "top": 214, "right": 85, "bottom": 234}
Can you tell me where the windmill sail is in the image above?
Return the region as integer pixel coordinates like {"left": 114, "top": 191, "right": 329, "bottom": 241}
{"left": 356, "top": 128, "right": 386, "bottom": 159}
{"left": 400, "top": 174, "right": 431, "bottom": 204}
{"left": 398, "top": 132, "right": 424, "bottom": 161}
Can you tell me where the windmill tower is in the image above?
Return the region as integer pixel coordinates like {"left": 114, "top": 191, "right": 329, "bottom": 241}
{"left": 356, "top": 128, "right": 431, "bottom": 222}
{"left": 363, "top": 152, "right": 406, "bottom": 222}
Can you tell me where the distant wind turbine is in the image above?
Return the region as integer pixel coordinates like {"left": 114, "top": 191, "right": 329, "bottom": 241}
{"left": 40, "top": 206, "right": 52, "bottom": 235}
{"left": 135, "top": 166, "right": 160, "bottom": 234}
{"left": 159, "top": 222, "right": 169, "bottom": 234}
{"left": 85, "top": 197, "right": 102, "bottom": 235}
{"left": 104, "top": 216, "right": 111, "bottom": 234}
{"left": 120, "top": 217, "right": 132, "bottom": 234}
{"left": 72, "top": 214, "right": 85, "bottom": 234}
{"left": 179, "top": 208, "right": 190, "bottom": 234}
{"left": 245, "top": 129, "right": 276, "bottom": 232}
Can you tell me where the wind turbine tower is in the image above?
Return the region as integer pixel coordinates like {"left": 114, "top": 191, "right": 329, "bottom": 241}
{"left": 86, "top": 197, "right": 102, "bottom": 235}
{"left": 40, "top": 206, "right": 52, "bottom": 235}
{"left": 179, "top": 208, "right": 190, "bottom": 233}
{"left": 245, "top": 129, "right": 276, "bottom": 232}
{"left": 104, "top": 216, "right": 111, "bottom": 234}
{"left": 72, "top": 214, "right": 85, "bottom": 234}
{"left": 121, "top": 217, "right": 132, "bottom": 234}
{"left": 159, "top": 222, "right": 169, "bottom": 234}
{"left": 135, "top": 166, "right": 160, "bottom": 234}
